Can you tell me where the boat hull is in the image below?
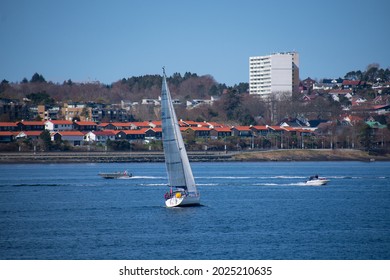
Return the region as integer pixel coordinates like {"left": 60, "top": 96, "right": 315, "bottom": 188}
{"left": 98, "top": 173, "right": 132, "bottom": 179}
{"left": 165, "top": 195, "right": 200, "bottom": 207}
{"left": 305, "top": 179, "right": 329, "bottom": 186}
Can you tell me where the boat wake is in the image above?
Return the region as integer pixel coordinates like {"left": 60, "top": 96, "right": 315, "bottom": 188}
{"left": 131, "top": 176, "right": 166, "bottom": 179}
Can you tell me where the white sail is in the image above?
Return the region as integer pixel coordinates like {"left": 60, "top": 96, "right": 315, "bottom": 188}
{"left": 161, "top": 68, "right": 199, "bottom": 207}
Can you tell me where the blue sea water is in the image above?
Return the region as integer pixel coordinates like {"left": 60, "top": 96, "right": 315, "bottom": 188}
{"left": 0, "top": 161, "right": 389, "bottom": 260}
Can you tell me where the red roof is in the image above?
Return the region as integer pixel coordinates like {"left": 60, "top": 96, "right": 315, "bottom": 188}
{"left": 250, "top": 125, "right": 268, "bottom": 131}
{"left": 212, "top": 127, "right": 232, "bottom": 132}
{"left": 120, "top": 128, "right": 147, "bottom": 135}
{"left": 130, "top": 121, "right": 151, "bottom": 127}
{"left": 111, "top": 122, "right": 133, "bottom": 127}
{"left": 54, "top": 131, "right": 84, "bottom": 136}
{"left": 150, "top": 121, "right": 162, "bottom": 127}
{"left": 0, "top": 131, "right": 14, "bottom": 136}
{"left": 180, "top": 120, "right": 200, "bottom": 127}
{"left": 209, "top": 122, "right": 225, "bottom": 127}
{"left": 146, "top": 127, "right": 162, "bottom": 132}
{"left": 232, "top": 126, "right": 251, "bottom": 131}
{"left": 185, "top": 127, "right": 211, "bottom": 131}
{"left": 18, "top": 121, "right": 45, "bottom": 125}
{"left": 46, "top": 120, "right": 73, "bottom": 125}
{"left": 0, "top": 122, "right": 18, "bottom": 127}
{"left": 75, "top": 121, "right": 97, "bottom": 126}
{"left": 267, "top": 126, "right": 285, "bottom": 131}
{"left": 18, "top": 131, "right": 42, "bottom": 136}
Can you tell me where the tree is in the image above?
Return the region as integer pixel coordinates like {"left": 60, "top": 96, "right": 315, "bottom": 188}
{"left": 26, "top": 92, "right": 55, "bottom": 105}
{"left": 39, "top": 130, "right": 52, "bottom": 151}
{"left": 344, "top": 70, "right": 363, "bottom": 80}
{"left": 208, "top": 84, "right": 219, "bottom": 96}
{"left": 30, "top": 73, "right": 46, "bottom": 83}
{"left": 0, "top": 79, "right": 10, "bottom": 93}
{"left": 363, "top": 64, "right": 380, "bottom": 82}
{"left": 359, "top": 124, "right": 373, "bottom": 151}
{"left": 223, "top": 89, "right": 242, "bottom": 121}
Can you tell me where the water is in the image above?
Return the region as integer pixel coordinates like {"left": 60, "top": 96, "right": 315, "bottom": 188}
{"left": 0, "top": 161, "right": 389, "bottom": 260}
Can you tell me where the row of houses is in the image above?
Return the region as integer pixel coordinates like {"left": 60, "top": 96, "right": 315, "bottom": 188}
{"left": 0, "top": 119, "right": 315, "bottom": 146}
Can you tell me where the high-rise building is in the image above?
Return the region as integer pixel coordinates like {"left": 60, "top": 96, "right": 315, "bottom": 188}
{"left": 249, "top": 52, "right": 299, "bottom": 98}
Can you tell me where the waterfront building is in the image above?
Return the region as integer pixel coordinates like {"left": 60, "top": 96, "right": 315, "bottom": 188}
{"left": 249, "top": 52, "right": 299, "bottom": 98}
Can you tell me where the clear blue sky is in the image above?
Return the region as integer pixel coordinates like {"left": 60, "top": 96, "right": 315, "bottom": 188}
{"left": 1, "top": 0, "right": 389, "bottom": 86}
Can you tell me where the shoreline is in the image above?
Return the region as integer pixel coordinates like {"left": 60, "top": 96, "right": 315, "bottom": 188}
{"left": 0, "top": 149, "right": 389, "bottom": 163}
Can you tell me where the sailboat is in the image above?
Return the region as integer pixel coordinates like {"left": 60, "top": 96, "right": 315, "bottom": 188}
{"left": 161, "top": 68, "right": 200, "bottom": 207}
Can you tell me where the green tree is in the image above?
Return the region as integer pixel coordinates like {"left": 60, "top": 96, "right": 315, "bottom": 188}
{"left": 39, "top": 130, "right": 52, "bottom": 151}
{"left": 359, "top": 124, "right": 373, "bottom": 151}
{"left": 0, "top": 79, "right": 10, "bottom": 93}
{"left": 26, "top": 92, "right": 54, "bottom": 105}
{"left": 223, "top": 89, "right": 242, "bottom": 120}
{"left": 30, "top": 73, "right": 46, "bottom": 83}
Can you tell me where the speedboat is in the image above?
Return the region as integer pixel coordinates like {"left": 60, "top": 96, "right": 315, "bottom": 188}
{"left": 98, "top": 170, "right": 132, "bottom": 179}
{"left": 305, "top": 175, "right": 329, "bottom": 186}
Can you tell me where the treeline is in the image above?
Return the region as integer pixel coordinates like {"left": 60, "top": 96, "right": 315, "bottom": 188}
{"left": 343, "top": 64, "right": 390, "bottom": 82}
{"left": 0, "top": 72, "right": 248, "bottom": 105}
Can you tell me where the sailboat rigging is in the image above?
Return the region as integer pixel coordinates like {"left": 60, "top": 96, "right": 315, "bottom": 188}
{"left": 161, "top": 67, "right": 200, "bottom": 207}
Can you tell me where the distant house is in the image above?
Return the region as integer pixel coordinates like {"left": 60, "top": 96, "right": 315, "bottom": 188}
{"left": 179, "top": 120, "right": 200, "bottom": 127}
{"left": 210, "top": 127, "right": 232, "bottom": 139}
{"left": 342, "top": 80, "right": 361, "bottom": 89}
{"left": 0, "top": 122, "right": 17, "bottom": 131}
{"left": 231, "top": 126, "right": 252, "bottom": 137}
{"left": 16, "top": 121, "right": 45, "bottom": 131}
{"left": 45, "top": 120, "right": 74, "bottom": 132}
{"left": 130, "top": 121, "right": 151, "bottom": 129}
{"left": 301, "top": 77, "right": 316, "bottom": 93}
{"left": 84, "top": 130, "right": 116, "bottom": 143}
{"left": 0, "top": 131, "right": 14, "bottom": 143}
{"left": 267, "top": 125, "right": 287, "bottom": 134}
{"left": 116, "top": 129, "right": 146, "bottom": 142}
{"left": 203, "top": 121, "right": 225, "bottom": 129}
{"left": 280, "top": 117, "right": 310, "bottom": 128}
{"left": 186, "top": 97, "right": 218, "bottom": 108}
{"left": 250, "top": 125, "right": 268, "bottom": 136}
{"left": 15, "top": 131, "right": 42, "bottom": 141}
{"left": 184, "top": 127, "right": 211, "bottom": 138}
{"left": 372, "top": 104, "right": 390, "bottom": 114}
{"left": 145, "top": 127, "right": 162, "bottom": 140}
{"left": 366, "top": 121, "right": 387, "bottom": 129}
{"left": 73, "top": 121, "right": 97, "bottom": 131}
{"left": 141, "top": 99, "right": 160, "bottom": 106}
{"left": 51, "top": 131, "right": 85, "bottom": 145}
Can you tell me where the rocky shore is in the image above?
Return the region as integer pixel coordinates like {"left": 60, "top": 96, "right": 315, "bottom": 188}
{"left": 0, "top": 149, "right": 389, "bottom": 163}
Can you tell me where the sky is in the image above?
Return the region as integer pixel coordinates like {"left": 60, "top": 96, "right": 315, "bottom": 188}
{"left": 1, "top": 0, "right": 389, "bottom": 86}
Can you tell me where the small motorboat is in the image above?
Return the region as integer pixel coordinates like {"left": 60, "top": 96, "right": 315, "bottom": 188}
{"left": 305, "top": 175, "right": 329, "bottom": 186}
{"left": 98, "top": 170, "right": 132, "bottom": 179}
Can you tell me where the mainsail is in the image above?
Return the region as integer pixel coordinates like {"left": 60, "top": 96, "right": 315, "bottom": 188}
{"left": 161, "top": 68, "right": 197, "bottom": 194}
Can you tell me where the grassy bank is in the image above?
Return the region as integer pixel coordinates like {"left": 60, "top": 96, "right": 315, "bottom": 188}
{"left": 232, "top": 149, "right": 390, "bottom": 161}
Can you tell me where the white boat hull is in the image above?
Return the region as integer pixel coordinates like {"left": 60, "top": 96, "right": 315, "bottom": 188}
{"left": 305, "top": 179, "right": 329, "bottom": 186}
{"left": 165, "top": 194, "right": 200, "bottom": 207}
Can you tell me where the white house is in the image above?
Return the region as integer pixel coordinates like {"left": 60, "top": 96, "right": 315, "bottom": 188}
{"left": 84, "top": 131, "right": 116, "bottom": 143}
{"left": 51, "top": 131, "right": 85, "bottom": 146}
{"left": 45, "top": 120, "right": 74, "bottom": 132}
